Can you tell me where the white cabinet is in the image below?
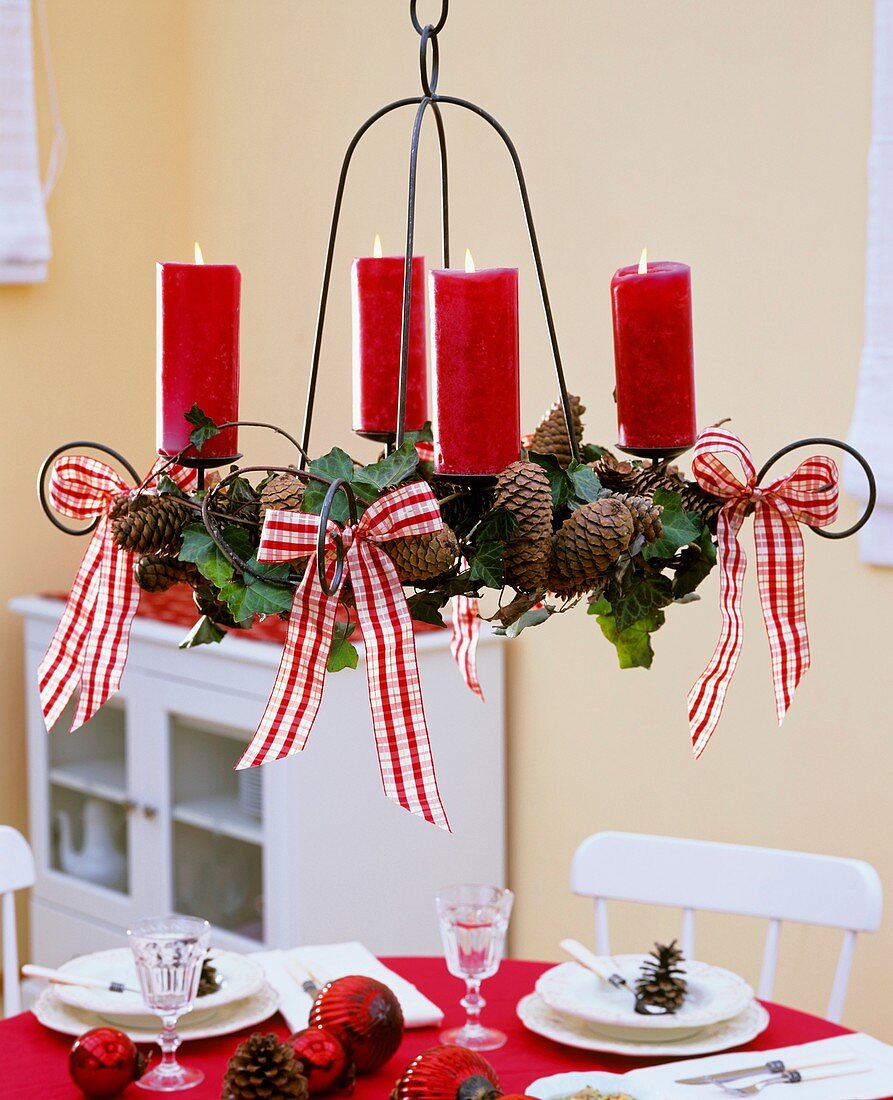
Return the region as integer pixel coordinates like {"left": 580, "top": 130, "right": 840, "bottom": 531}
{"left": 13, "top": 597, "right": 505, "bottom": 962}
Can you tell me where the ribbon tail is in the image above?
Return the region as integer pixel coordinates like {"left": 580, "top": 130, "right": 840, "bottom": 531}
{"left": 450, "top": 594, "right": 483, "bottom": 700}
{"left": 688, "top": 508, "right": 748, "bottom": 758}
{"left": 353, "top": 544, "right": 450, "bottom": 831}
{"left": 754, "top": 502, "right": 810, "bottom": 725}
{"left": 38, "top": 526, "right": 105, "bottom": 730}
{"left": 71, "top": 528, "right": 140, "bottom": 730}
{"left": 236, "top": 561, "right": 338, "bottom": 769}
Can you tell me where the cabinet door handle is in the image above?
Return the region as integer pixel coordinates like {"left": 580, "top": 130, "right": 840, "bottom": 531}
{"left": 122, "top": 800, "right": 138, "bottom": 814}
{"left": 141, "top": 804, "right": 159, "bottom": 820}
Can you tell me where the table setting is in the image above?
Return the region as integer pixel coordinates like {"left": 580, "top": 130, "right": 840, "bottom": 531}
{"left": 4, "top": 887, "right": 893, "bottom": 1100}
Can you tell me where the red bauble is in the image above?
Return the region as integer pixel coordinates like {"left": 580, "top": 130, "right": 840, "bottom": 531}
{"left": 69, "top": 1027, "right": 146, "bottom": 1099}
{"left": 309, "top": 975, "right": 404, "bottom": 1074}
{"left": 289, "top": 1026, "right": 350, "bottom": 1094}
{"left": 391, "top": 1045, "right": 500, "bottom": 1100}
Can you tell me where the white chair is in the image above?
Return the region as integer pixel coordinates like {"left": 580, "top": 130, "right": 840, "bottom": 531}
{"left": 570, "top": 831, "right": 883, "bottom": 1023}
{"left": 0, "top": 826, "right": 35, "bottom": 1016}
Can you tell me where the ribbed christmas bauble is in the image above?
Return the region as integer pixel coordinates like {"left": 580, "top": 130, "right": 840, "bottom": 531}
{"left": 390, "top": 1045, "right": 500, "bottom": 1100}
{"left": 309, "top": 975, "right": 404, "bottom": 1074}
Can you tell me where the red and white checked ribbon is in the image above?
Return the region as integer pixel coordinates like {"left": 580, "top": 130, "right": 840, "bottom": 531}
{"left": 688, "top": 428, "right": 839, "bottom": 757}
{"left": 414, "top": 439, "right": 483, "bottom": 699}
{"left": 238, "top": 480, "right": 451, "bottom": 830}
{"left": 39, "top": 456, "right": 196, "bottom": 732}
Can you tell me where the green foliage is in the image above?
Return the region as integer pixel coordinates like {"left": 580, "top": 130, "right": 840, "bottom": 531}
{"left": 642, "top": 489, "right": 702, "bottom": 561}
{"left": 589, "top": 596, "right": 665, "bottom": 669}
{"left": 673, "top": 525, "right": 717, "bottom": 598}
{"left": 156, "top": 475, "right": 187, "bottom": 498}
{"left": 611, "top": 573, "right": 674, "bottom": 632}
{"left": 302, "top": 442, "right": 420, "bottom": 521}
{"left": 185, "top": 404, "right": 221, "bottom": 451}
{"left": 327, "top": 620, "right": 359, "bottom": 672}
{"left": 351, "top": 441, "right": 420, "bottom": 498}
{"left": 567, "top": 460, "right": 602, "bottom": 506}
{"left": 407, "top": 590, "right": 448, "bottom": 627}
{"left": 528, "top": 451, "right": 602, "bottom": 512}
{"left": 468, "top": 508, "right": 519, "bottom": 589}
{"left": 178, "top": 615, "right": 226, "bottom": 649}
{"left": 179, "top": 523, "right": 254, "bottom": 587}
{"left": 490, "top": 604, "right": 554, "bottom": 638}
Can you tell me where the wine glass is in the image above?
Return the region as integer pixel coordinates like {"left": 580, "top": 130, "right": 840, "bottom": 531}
{"left": 436, "top": 883, "right": 514, "bottom": 1050}
{"left": 127, "top": 915, "right": 211, "bottom": 1091}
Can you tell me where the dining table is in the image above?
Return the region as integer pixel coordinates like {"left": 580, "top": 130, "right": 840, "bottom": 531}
{"left": 0, "top": 956, "right": 883, "bottom": 1098}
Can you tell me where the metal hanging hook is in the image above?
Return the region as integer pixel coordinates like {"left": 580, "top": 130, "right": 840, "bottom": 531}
{"left": 419, "top": 25, "right": 439, "bottom": 96}
{"left": 38, "top": 442, "right": 141, "bottom": 536}
{"left": 410, "top": 0, "right": 448, "bottom": 36}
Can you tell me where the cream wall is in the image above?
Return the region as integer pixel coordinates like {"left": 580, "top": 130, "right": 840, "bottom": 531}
{"left": 3, "top": 0, "right": 889, "bottom": 1037}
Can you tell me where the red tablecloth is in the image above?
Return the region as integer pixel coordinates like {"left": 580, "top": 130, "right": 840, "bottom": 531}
{"left": 0, "top": 957, "right": 867, "bottom": 1098}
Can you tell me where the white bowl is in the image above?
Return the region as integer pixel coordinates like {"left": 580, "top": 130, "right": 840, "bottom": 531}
{"left": 525, "top": 1070, "right": 666, "bottom": 1099}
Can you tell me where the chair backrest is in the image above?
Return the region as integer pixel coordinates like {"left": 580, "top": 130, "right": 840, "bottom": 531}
{"left": 0, "top": 827, "right": 35, "bottom": 1017}
{"left": 570, "top": 831, "right": 883, "bottom": 1023}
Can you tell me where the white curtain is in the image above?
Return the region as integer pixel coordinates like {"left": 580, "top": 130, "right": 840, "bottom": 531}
{"left": 848, "top": 0, "right": 893, "bottom": 563}
{"left": 0, "top": 0, "right": 63, "bottom": 284}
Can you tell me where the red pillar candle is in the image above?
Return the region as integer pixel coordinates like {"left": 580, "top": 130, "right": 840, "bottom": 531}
{"left": 352, "top": 239, "right": 428, "bottom": 438}
{"left": 431, "top": 255, "right": 520, "bottom": 476}
{"left": 156, "top": 247, "right": 241, "bottom": 461}
{"left": 610, "top": 256, "right": 696, "bottom": 455}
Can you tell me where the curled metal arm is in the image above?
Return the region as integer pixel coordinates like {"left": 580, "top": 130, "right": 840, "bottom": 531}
{"left": 39, "top": 442, "right": 140, "bottom": 536}
{"left": 756, "top": 437, "right": 876, "bottom": 540}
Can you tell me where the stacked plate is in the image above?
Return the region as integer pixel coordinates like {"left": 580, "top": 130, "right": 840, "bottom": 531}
{"left": 517, "top": 954, "right": 769, "bottom": 1058}
{"left": 33, "top": 949, "right": 279, "bottom": 1042}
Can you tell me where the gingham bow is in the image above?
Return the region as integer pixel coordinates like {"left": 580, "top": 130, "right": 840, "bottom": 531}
{"left": 688, "top": 428, "right": 839, "bottom": 757}
{"left": 237, "top": 480, "right": 450, "bottom": 830}
{"left": 39, "top": 456, "right": 196, "bottom": 732}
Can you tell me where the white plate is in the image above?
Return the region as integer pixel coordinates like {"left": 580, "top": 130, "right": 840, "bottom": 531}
{"left": 55, "top": 949, "right": 265, "bottom": 1018}
{"left": 517, "top": 993, "right": 770, "bottom": 1058}
{"left": 33, "top": 983, "right": 279, "bottom": 1042}
{"left": 536, "top": 957, "right": 753, "bottom": 1031}
{"left": 525, "top": 1069, "right": 665, "bottom": 1100}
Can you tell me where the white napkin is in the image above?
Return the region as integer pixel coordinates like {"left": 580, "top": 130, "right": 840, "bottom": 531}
{"left": 627, "top": 1034, "right": 893, "bottom": 1100}
{"left": 250, "top": 943, "right": 443, "bottom": 1034}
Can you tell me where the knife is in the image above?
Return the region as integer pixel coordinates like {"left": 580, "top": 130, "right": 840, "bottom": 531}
{"left": 675, "top": 1055, "right": 854, "bottom": 1085}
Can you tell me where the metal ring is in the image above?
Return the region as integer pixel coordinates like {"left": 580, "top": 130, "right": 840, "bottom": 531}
{"left": 419, "top": 25, "right": 439, "bottom": 96}
{"left": 755, "top": 436, "right": 876, "bottom": 540}
{"left": 410, "top": 0, "right": 448, "bottom": 36}
{"left": 38, "top": 441, "right": 140, "bottom": 536}
{"left": 316, "top": 478, "right": 358, "bottom": 596}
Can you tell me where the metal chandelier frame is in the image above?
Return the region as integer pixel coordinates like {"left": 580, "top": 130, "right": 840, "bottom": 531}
{"left": 39, "top": 0, "right": 877, "bottom": 598}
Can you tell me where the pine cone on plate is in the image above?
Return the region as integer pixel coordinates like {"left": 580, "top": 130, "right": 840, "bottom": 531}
{"left": 527, "top": 394, "right": 586, "bottom": 466}
{"left": 133, "top": 555, "right": 199, "bottom": 593}
{"left": 494, "top": 460, "right": 553, "bottom": 593}
{"left": 110, "top": 493, "right": 192, "bottom": 556}
{"left": 221, "top": 1032, "right": 308, "bottom": 1100}
{"left": 384, "top": 525, "right": 460, "bottom": 584}
{"left": 635, "top": 940, "right": 688, "bottom": 1013}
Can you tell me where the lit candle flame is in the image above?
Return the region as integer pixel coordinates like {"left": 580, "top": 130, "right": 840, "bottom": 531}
{"left": 194, "top": 241, "right": 205, "bottom": 265}
{"left": 373, "top": 233, "right": 383, "bottom": 259}
{"left": 465, "top": 248, "right": 476, "bottom": 273}
{"left": 637, "top": 246, "right": 648, "bottom": 275}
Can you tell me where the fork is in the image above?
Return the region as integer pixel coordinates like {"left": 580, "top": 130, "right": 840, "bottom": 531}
{"left": 711, "top": 1064, "right": 870, "bottom": 1096}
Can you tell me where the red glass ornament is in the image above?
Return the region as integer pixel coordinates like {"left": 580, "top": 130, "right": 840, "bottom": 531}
{"left": 309, "top": 975, "right": 404, "bottom": 1074}
{"left": 69, "top": 1027, "right": 146, "bottom": 1099}
{"left": 289, "top": 1026, "right": 350, "bottom": 1094}
{"left": 391, "top": 1045, "right": 500, "bottom": 1100}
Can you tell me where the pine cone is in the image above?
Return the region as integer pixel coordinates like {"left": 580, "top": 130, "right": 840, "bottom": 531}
{"left": 593, "top": 450, "right": 723, "bottom": 526}
{"left": 197, "top": 954, "right": 220, "bottom": 998}
{"left": 260, "top": 473, "right": 304, "bottom": 515}
{"left": 384, "top": 525, "right": 459, "bottom": 584}
{"left": 528, "top": 394, "right": 586, "bottom": 466}
{"left": 111, "top": 493, "right": 193, "bottom": 556}
{"left": 617, "top": 494, "right": 663, "bottom": 544}
{"left": 221, "top": 1032, "right": 309, "bottom": 1100}
{"left": 435, "top": 482, "right": 494, "bottom": 537}
{"left": 551, "top": 497, "right": 635, "bottom": 588}
{"left": 494, "top": 460, "right": 553, "bottom": 592}
{"left": 635, "top": 940, "right": 688, "bottom": 1013}
{"left": 134, "top": 555, "right": 199, "bottom": 593}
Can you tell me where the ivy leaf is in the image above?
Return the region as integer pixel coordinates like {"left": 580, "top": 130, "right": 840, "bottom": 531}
{"left": 528, "top": 451, "right": 575, "bottom": 509}
{"left": 469, "top": 540, "right": 507, "bottom": 589}
{"left": 327, "top": 620, "right": 359, "bottom": 672}
{"left": 217, "top": 579, "right": 253, "bottom": 624}
{"left": 302, "top": 447, "right": 358, "bottom": 521}
{"left": 403, "top": 422, "right": 434, "bottom": 445}
{"left": 407, "top": 591, "right": 447, "bottom": 627}
{"left": 352, "top": 441, "right": 420, "bottom": 496}
{"left": 642, "top": 489, "right": 702, "bottom": 561}
{"left": 185, "top": 404, "right": 221, "bottom": 452}
{"left": 179, "top": 524, "right": 232, "bottom": 586}
{"left": 500, "top": 605, "right": 553, "bottom": 638}
{"left": 611, "top": 573, "right": 674, "bottom": 632}
{"left": 595, "top": 607, "right": 665, "bottom": 669}
{"left": 226, "top": 475, "right": 258, "bottom": 505}
{"left": 581, "top": 443, "right": 604, "bottom": 463}
{"left": 156, "top": 475, "right": 187, "bottom": 498}
{"left": 178, "top": 615, "right": 226, "bottom": 649}
{"left": 567, "top": 460, "right": 602, "bottom": 505}
{"left": 673, "top": 524, "right": 718, "bottom": 598}
{"left": 474, "top": 507, "right": 519, "bottom": 544}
